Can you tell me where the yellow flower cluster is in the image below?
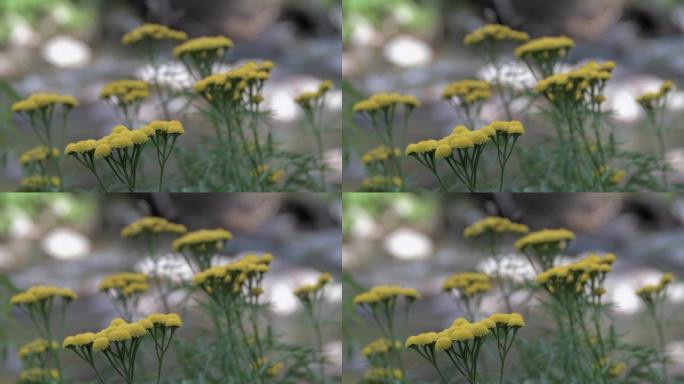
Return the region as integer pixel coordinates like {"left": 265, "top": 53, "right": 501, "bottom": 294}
{"left": 636, "top": 80, "right": 675, "bottom": 109}
{"left": 121, "top": 216, "right": 187, "bottom": 238}
{"left": 442, "top": 79, "right": 492, "bottom": 105}
{"left": 253, "top": 164, "right": 286, "bottom": 185}
{"left": 193, "top": 61, "right": 274, "bottom": 100}
{"left": 173, "top": 35, "right": 234, "bottom": 58}
{"left": 361, "top": 338, "right": 402, "bottom": 357}
{"left": 143, "top": 120, "right": 186, "bottom": 135}
{"left": 515, "top": 36, "right": 575, "bottom": 59}
{"left": 442, "top": 272, "right": 491, "bottom": 297}
{"left": 361, "top": 145, "right": 401, "bottom": 165}
{"left": 463, "top": 216, "right": 529, "bottom": 238}
{"left": 360, "top": 176, "right": 402, "bottom": 191}
{"left": 19, "top": 175, "right": 61, "bottom": 190}
{"left": 405, "top": 125, "right": 491, "bottom": 158}
{"left": 172, "top": 228, "right": 233, "bottom": 252}
{"left": 11, "top": 92, "right": 78, "bottom": 113}
{"left": 363, "top": 367, "right": 403, "bottom": 381}
{"left": 64, "top": 139, "right": 98, "bottom": 155}
{"left": 99, "top": 272, "right": 149, "bottom": 296}
{"left": 18, "top": 368, "right": 59, "bottom": 383}
{"left": 100, "top": 79, "right": 150, "bottom": 105}
{"left": 293, "top": 272, "right": 333, "bottom": 299}
{"left": 406, "top": 314, "right": 514, "bottom": 350}
{"left": 636, "top": 273, "right": 674, "bottom": 302}
{"left": 487, "top": 120, "right": 526, "bottom": 136}
{"left": 253, "top": 357, "right": 285, "bottom": 377}
{"left": 19, "top": 146, "right": 59, "bottom": 166}
{"left": 18, "top": 338, "right": 57, "bottom": 359}
{"left": 352, "top": 92, "right": 420, "bottom": 113}
{"left": 121, "top": 23, "right": 188, "bottom": 45}
{"left": 534, "top": 61, "right": 615, "bottom": 101}
{"left": 192, "top": 254, "right": 273, "bottom": 294}
{"left": 10, "top": 285, "right": 77, "bottom": 305}
{"left": 294, "top": 80, "right": 334, "bottom": 108}
{"left": 463, "top": 24, "right": 529, "bottom": 46}
{"left": 353, "top": 285, "right": 420, "bottom": 306}
{"left": 536, "top": 253, "right": 615, "bottom": 295}
{"left": 514, "top": 228, "right": 576, "bottom": 251}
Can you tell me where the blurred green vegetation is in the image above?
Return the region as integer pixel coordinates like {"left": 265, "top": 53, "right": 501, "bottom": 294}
{"left": 342, "top": 193, "right": 437, "bottom": 234}
{"left": 0, "top": 193, "right": 98, "bottom": 237}
{"left": 0, "top": 0, "right": 100, "bottom": 45}
{"left": 342, "top": 0, "right": 441, "bottom": 42}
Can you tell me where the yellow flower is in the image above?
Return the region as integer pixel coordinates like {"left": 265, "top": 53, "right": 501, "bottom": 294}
{"left": 100, "top": 79, "right": 149, "bottom": 105}
{"left": 361, "top": 145, "right": 400, "bottom": 165}
{"left": 463, "top": 216, "right": 529, "bottom": 238}
{"left": 514, "top": 228, "right": 575, "bottom": 251}
{"left": 12, "top": 92, "right": 78, "bottom": 113}
{"left": 442, "top": 79, "right": 491, "bottom": 105}
{"left": 121, "top": 216, "right": 187, "bottom": 238}
{"left": 11, "top": 285, "right": 76, "bottom": 306}
{"left": 637, "top": 80, "right": 675, "bottom": 109}
{"left": 353, "top": 92, "right": 420, "bottom": 113}
{"left": 173, "top": 35, "right": 233, "bottom": 58}
{"left": 93, "top": 337, "right": 109, "bottom": 351}
{"left": 19, "top": 146, "right": 59, "bottom": 166}
{"left": 295, "top": 80, "right": 335, "bottom": 108}
{"left": 442, "top": 272, "right": 491, "bottom": 297}
{"left": 172, "top": 228, "right": 233, "bottom": 252}
{"left": 515, "top": 36, "right": 575, "bottom": 59}
{"left": 94, "top": 143, "right": 112, "bottom": 158}
{"left": 361, "top": 338, "right": 402, "bottom": 356}
{"left": 464, "top": 24, "right": 529, "bottom": 46}
{"left": 121, "top": 23, "right": 188, "bottom": 45}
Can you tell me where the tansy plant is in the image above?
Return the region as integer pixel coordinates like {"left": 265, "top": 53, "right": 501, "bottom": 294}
{"left": 121, "top": 216, "right": 188, "bottom": 312}
{"left": 636, "top": 273, "right": 675, "bottom": 382}
{"left": 405, "top": 313, "right": 524, "bottom": 384}
{"left": 442, "top": 272, "right": 491, "bottom": 320}
{"left": 463, "top": 216, "right": 530, "bottom": 311}
{"left": 353, "top": 285, "right": 420, "bottom": 380}
{"left": 10, "top": 285, "right": 77, "bottom": 380}
{"left": 11, "top": 92, "right": 78, "bottom": 188}
{"left": 353, "top": 92, "right": 420, "bottom": 191}
{"left": 294, "top": 272, "right": 334, "bottom": 382}
{"left": 172, "top": 227, "right": 233, "bottom": 272}
{"left": 98, "top": 272, "right": 150, "bottom": 321}
{"left": 295, "top": 80, "right": 335, "bottom": 189}
{"left": 636, "top": 81, "right": 675, "bottom": 187}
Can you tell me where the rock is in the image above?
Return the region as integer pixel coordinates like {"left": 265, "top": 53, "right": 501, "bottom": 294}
{"left": 382, "top": 34, "right": 433, "bottom": 67}
{"left": 41, "top": 35, "right": 91, "bottom": 68}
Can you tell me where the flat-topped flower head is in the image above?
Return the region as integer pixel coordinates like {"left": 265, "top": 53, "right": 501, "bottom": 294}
{"left": 536, "top": 253, "right": 613, "bottom": 297}
{"left": 464, "top": 216, "right": 529, "bottom": 238}
{"left": 99, "top": 272, "right": 149, "bottom": 297}
{"left": 442, "top": 79, "right": 492, "bottom": 105}
{"left": 636, "top": 272, "right": 675, "bottom": 303}
{"left": 534, "top": 61, "right": 615, "bottom": 103}
{"left": 442, "top": 272, "right": 491, "bottom": 297}
{"left": 172, "top": 228, "right": 233, "bottom": 252}
{"left": 18, "top": 338, "right": 57, "bottom": 360}
{"left": 637, "top": 80, "right": 675, "bottom": 111}
{"left": 19, "top": 146, "right": 59, "bottom": 166}
{"left": 12, "top": 92, "right": 78, "bottom": 114}
{"left": 487, "top": 120, "right": 526, "bottom": 136}
{"left": 121, "top": 23, "right": 187, "bottom": 45}
{"left": 100, "top": 79, "right": 150, "bottom": 105}
{"left": 18, "top": 368, "right": 59, "bottom": 383}
{"left": 10, "top": 285, "right": 77, "bottom": 306}
{"left": 361, "top": 338, "right": 402, "bottom": 357}
{"left": 121, "top": 216, "right": 187, "bottom": 238}
{"left": 515, "top": 36, "right": 575, "bottom": 78}
{"left": 295, "top": 80, "right": 335, "bottom": 109}
{"left": 360, "top": 176, "right": 402, "bottom": 192}
{"left": 173, "top": 35, "right": 233, "bottom": 58}
{"left": 515, "top": 228, "right": 575, "bottom": 252}
{"left": 353, "top": 92, "right": 420, "bottom": 114}
{"left": 464, "top": 24, "right": 529, "bottom": 46}
{"left": 293, "top": 272, "right": 333, "bottom": 301}
{"left": 353, "top": 284, "right": 420, "bottom": 307}
{"left": 144, "top": 120, "right": 185, "bottom": 136}
{"left": 193, "top": 61, "right": 273, "bottom": 104}
{"left": 362, "top": 146, "right": 401, "bottom": 166}
{"left": 488, "top": 312, "right": 526, "bottom": 328}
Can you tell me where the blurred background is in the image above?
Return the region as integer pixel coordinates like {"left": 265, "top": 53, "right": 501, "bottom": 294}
{"left": 343, "top": 0, "right": 684, "bottom": 190}
{"left": 342, "top": 193, "right": 684, "bottom": 382}
{"left": 0, "top": 192, "right": 342, "bottom": 382}
{"left": 0, "top": 0, "right": 342, "bottom": 190}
